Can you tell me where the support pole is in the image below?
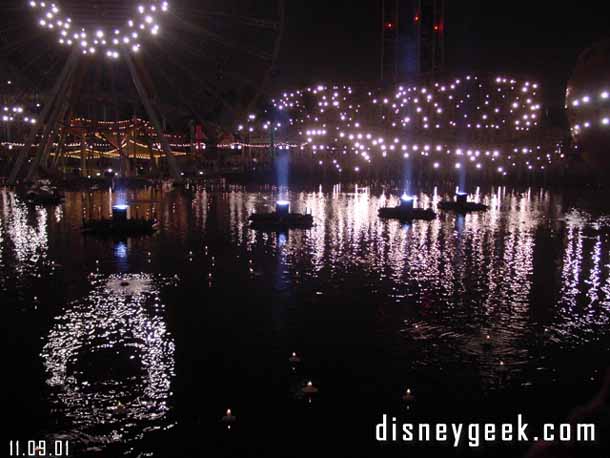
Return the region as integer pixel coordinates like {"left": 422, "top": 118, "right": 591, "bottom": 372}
{"left": 35, "top": 132, "right": 56, "bottom": 177}
{"left": 80, "top": 131, "right": 87, "bottom": 177}
{"left": 124, "top": 53, "right": 182, "bottom": 183}
{"left": 394, "top": 0, "right": 399, "bottom": 82}
{"left": 117, "top": 125, "right": 125, "bottom": 177}
{"left": 380, "top": 0, "right": 385, "bottom": 82}
{"left": 146, "top": 131, "right": 157, "bottom": 176}
{"left": 439, "top": 0, "right": 446, "bottom": 70}
{"left": 25, "top": 91, "right": 72, "bottom": 182}
{"left": 432, "top": 0, "right": 438, "bottom": 71}
{"left": 50, "top": 65, "right": 84, "bottom": 173}
{"left": 51, "top": 128, "right": 67, "bottom": 170}
{"left": 8, "top": 51, "right": 79, "bottom": 185}
{"left": 189, "top": 120, "right": 195, "bottom": 161}
{"left": 415, "top": 0, "right": 422, "bottom": 74}
{"left": 132, "top": 120, "right": 137, "bottom": 175}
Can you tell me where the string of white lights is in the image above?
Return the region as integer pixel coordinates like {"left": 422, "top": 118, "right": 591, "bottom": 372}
{"left": 27, "top": 1, "right": 169, "bottom": 58}
{"left": 236, "top": 75, "right": 568, "bottom": 174}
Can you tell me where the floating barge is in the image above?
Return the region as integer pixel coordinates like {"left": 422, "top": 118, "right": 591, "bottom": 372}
{"left": 82, "top": 205, "right": 159, "bottom": 237}
{"left": 24, "top": 180, "right": 64, "bottom": 205}
{"left": 438, "top": 192, "right": 489, "bottom": 213}
{"left": 249, "top": 201, "right": 314, "bottom": 230}
{"left": 379, "top": 195, "right": 436, "bottom": 221}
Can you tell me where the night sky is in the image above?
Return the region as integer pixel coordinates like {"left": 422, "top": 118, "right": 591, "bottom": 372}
{"left": 274, "top": 1, "right": 606, "bottom": 111}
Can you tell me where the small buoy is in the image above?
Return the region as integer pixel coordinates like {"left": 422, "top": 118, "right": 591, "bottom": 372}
{"left": 402, "top": 388, "right": 415, "bottom": 403}
{"left": 116, "top": 401, "right": 126, "bottom": 414}
{"left": 222, "top": 409, "right": 236, "bottom": 428}
{"left": 482, "top": 334, "right": 493, "bottom": 350}
{"left": 302, "top": 381, "right": 318, "bottom": 395}
{"left": 289, "top": 352, "right": 301, "bottom": 364}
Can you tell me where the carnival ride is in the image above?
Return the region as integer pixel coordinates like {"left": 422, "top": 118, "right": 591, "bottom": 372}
{"left": 0, "top": 0, "right": 285, "bottom": 183}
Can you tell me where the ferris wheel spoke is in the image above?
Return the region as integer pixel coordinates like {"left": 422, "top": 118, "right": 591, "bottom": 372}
{"left": 157, "top": 39, "right": 263, "bottom": 90}
{"left": 150, "top": 47, "right": 240, "bottom": 116}
{"left": 173, "top": 16, "right": 273, "bottom": 62}
{"left": 149, "top": 64, "right": 204, "bottom": 122}
{"left": 183, "top": 10, "right": 281, "bottom": 31}
{"left": 3, "top": 0, "right": 286, "bottom": 153}
{"left": 200, "top": 28, "right": 273, "bottom": 62}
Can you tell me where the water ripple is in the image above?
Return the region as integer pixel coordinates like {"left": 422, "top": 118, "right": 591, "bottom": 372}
{"left": 41, "top": 273, "right": 175, "bottom": 454}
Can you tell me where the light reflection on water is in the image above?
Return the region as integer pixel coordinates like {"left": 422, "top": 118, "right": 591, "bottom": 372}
{"left": 41, "top": 273, "right": 175, "bottom": 453}
{"left": 556, "top": 210, "right": 610, "bottom": 343}
{"left": 2, "top": 186, "right": 610, "bottom": 350}
{"left": 0, "top": 196, "right": 3, "bottom": 290}
{"left": 0, "top": 189, "right": 49, "bottom": 276}
{"left": 204, "top": 186, "right": 610, "bottom": 378}
{"left": 2, "top": 184, "right": 610, "bottom": 455}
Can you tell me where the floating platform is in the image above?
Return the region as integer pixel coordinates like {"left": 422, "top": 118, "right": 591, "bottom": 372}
{"left": 25, "top": 191, "right": 64, "bottom": 205}
{"left": 378, "top": 206, "right": 436, "bottom": 221}
{"left": 24, "top": 181, "right": 64, "bottom": 205}
{"left": 82, "top": 205, "right": 159, "bottom": 237}
{"left": 438, "top": 192, "right": 489, "bottom": 213}
{"left": 249, "top": 201, "right": 314, "bottom": 230}
{"left": 438, "top": 201, "right": 489, "bottom": 212}
{"left": 82, "top": 219, "right": 159, "bottom": 237}
{"left": 379, "top": 195, "right": 436, "bottom": 221}
{"left": 249, "top": 212, "right": 314, "bottom": 230}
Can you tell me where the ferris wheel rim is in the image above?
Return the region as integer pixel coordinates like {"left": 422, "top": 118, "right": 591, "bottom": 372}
{"left": 1, "top": 0, "right": 287, "bottom": 128}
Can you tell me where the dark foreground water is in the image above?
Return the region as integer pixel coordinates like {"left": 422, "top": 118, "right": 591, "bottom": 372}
{"left": 2, "top": 184, "right": 610, "bottom": 458}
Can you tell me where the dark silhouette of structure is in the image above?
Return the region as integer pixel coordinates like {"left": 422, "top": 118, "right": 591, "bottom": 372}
{"left": 381, "top": 0, "right": 446, "bottom": 81}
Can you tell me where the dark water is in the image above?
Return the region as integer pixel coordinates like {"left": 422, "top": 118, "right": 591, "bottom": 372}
{"left": 2, "top": 184, "right": 610, "bottom": 457}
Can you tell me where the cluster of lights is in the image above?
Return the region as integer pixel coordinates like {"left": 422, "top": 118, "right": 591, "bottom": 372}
{"left": 375, "top": 75, "right": 541, "bottom": 133}
{"left": 1, "top": 105, "right": 37, "bottom": 124}
{"left": 0, "top": 116, "right": 199, "bottom": 159}
{"left": 28, "top": 1, "right": 169, "bottom": 58}
{"left": 567, "top": 87, "right": 610, "bottom": 135}
{"left": 237, "top": 75, "right": 562, "bottom": 175}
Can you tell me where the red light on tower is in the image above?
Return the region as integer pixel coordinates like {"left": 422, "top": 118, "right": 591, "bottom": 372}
{"left": 414, "top": 15, "right": 420, "bottom": 22}
{"left": 434, "top": 24, "right": 439, "bottom": 32}
{"left": 385, "top": 22, "right": 394, "bottom": 30}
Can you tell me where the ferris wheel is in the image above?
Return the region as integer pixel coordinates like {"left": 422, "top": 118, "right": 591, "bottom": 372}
{"left": 0, "top": 0, "right": 285, "bottom": 182}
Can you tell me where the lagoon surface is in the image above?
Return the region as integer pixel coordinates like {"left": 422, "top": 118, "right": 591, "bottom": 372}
{"left": 2, "top": 184, "right": 610, "bottom": 457}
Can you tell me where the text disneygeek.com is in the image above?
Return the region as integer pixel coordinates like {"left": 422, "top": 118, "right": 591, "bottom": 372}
{"left": 375, "top": 414, "right": 597, "bottom": 447}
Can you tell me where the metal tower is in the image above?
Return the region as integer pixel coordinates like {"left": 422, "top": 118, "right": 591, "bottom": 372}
{"left": 381, "top": 0, "right": 446, "bottom": 81}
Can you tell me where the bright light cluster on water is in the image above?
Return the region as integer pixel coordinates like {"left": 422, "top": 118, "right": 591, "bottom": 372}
{"left": 27, "top": 1, "right": 169, "bottom": 58}
{"left": 238, "top": 74, "right": 566, "bottom": 175}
